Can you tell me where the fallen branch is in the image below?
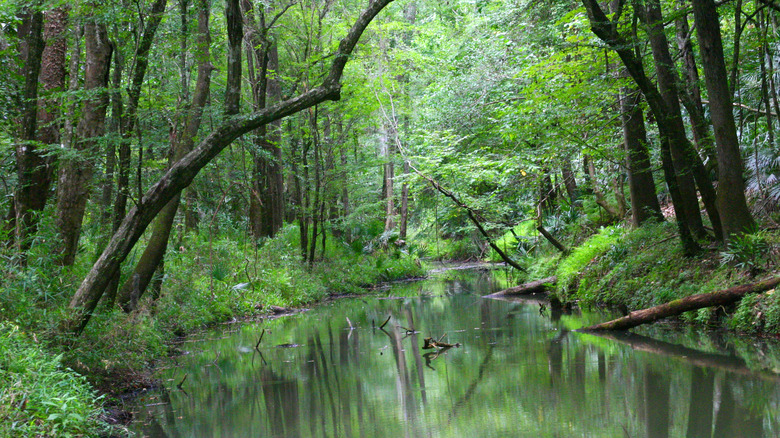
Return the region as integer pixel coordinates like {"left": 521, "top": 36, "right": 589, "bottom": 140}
{"left": 483, "top": 276, "right": 557, "bottom": 298}
{"left": 423, "top": 336, "right": 461, "bottom": 349}
{"left": 580, "top": 275, "right": 780, "bottom": 331}
{"left": 379, "top": 315, "right": 391, "bottom": 329}
{"left": 402, "top": 162, "right": 525, "bottom": 271}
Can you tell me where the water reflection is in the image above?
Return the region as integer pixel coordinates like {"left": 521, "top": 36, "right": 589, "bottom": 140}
{"left": 132, "top": 269, "right": 780, "bottom": 437}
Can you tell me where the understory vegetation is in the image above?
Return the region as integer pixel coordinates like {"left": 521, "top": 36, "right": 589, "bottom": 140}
{"left": 5, "top": 0, "right": 780, "bottom": 434}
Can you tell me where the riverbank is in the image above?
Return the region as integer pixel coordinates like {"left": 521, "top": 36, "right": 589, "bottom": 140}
{"left": 0, "top": 226, "right": 425, "bottom": 437}
{"left": 518, "top": 221, "right": 780, "bottom": 333}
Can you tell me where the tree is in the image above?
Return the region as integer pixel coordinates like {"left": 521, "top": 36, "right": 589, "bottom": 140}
{"left": 63, "top": 0, "right": 397, "bottom": 334}
{"left": 116, "top": 0, "right": 214, "bottom": 311}
{"left": 55, "top": 15, "right": 112, "bottom": 266}
{"left": 691, "top": 0, "right": 756, "bottom": 240}
{"left": 12, "top": 5, "right": 45, "bottom": 258}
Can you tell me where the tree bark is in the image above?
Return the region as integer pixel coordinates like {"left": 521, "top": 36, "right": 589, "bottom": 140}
{"left": 581, "top": 0, "right": 702, "bottom": 253}
{"left": 63, "top": 0, "right": 396, "bottom": 334}
{"left": 13, "top": 7, "right": 45, "bottom": 256}
{"left": 580, "top": 276, "right": 780, "bottom": 331}
{"left": 56, "top": 17, "right": 112, "bottom": 266}
{"left": 639, "top": 0, "right": 722, "bottom": 239}
{"left": 116, "top": 0, "right": 212, "bottom": 311}
{"left": 224, "top": 0, "right": 242, "bottom": 116}
{"left": 561, "top": 157, "right": 579, "bottom": 205}
{"left": 620, "top": 88, "right": 663, "bottom": 226}
{"left": 675, "top": 3, "right": 718, "bottom": 176}
{"left": 245, "top": 1, "right": 286, "bottom": 238}
{"left": 691, "top": 0, "right": 756, "bottom": 240}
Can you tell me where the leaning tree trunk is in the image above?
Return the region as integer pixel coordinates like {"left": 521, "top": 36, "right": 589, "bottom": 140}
{"left": 691, "top": 0, "right": 756, "bottom": 240}
{"left": 63, "top": 0, "right": 396, "bottom": 335}
{"left": 55, "top": 18, "right": 112, "bottom": 266}
{"left": 116, "top": 0, "right": 213, "bottom": 311}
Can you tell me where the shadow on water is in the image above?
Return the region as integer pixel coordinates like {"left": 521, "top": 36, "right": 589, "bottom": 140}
{"left": 131, "top": 268, "right": 780, "bottom": 437}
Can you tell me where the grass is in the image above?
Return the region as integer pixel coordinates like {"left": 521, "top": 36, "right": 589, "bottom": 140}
{"left": 0, "top": 322, "right": 108, "bottom": 438}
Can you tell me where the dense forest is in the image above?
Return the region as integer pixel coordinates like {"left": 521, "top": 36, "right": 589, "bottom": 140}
{"left": 3, "top": 0, "right": 780, "bottom": 435}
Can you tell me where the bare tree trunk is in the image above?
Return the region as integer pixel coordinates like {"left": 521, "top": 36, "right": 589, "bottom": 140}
{"left": 399, "top": 160, "right": 410, "bottom": 241}
{"left": 581, "top": 0, "right": 702, "bottom": 253}
{"left": 56, "top": 17, "right": 112, "bottom": 266}
{"left": 561, "top": 157, "right": 579, "bottom": 205}
{"left": 116, "top": 0, "right": 213, "bottom": 311}
{"left": 382, "top": 124, "right": 396, "bottom": 232}
{"left": 639, "top": 0, "right": 721, "bottom": 239}
{"left": 620, "top": 88, "right": 663, "bottom": 226}
{"left": 691, "top": 0, "right": 756, "bottom": 240}
{"left": 245, "top": 1, "right": 286, "bottom": 238}
{"left": 675, "top": 4, "right": 718, "bottom": 176}
{"left": 12, "top": 7, "right": 45, "bottom": 257}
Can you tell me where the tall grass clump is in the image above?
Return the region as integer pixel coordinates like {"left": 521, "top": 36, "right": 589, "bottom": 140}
{"left": 0, "top": 322, "right": 107, "bottom": 438}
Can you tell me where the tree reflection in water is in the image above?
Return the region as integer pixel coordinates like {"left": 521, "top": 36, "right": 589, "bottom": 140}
{"left": 132, "top": 269, "right": 780, "bottom": 438}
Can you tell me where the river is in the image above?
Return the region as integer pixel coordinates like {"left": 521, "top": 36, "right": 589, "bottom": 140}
{"left": 130, "top": 267, "right": 780, "bottom": 437}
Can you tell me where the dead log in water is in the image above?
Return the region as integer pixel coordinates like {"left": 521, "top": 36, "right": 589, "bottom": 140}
{"left": 484, "top": 276, "right": 557, "bottom": 298}
{"left": 580, "top": 275, "right": 780, "bottom": 331}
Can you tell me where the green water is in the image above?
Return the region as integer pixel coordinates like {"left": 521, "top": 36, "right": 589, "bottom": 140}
{"left": 131, "top": 269, "right": 780, "bottom": 437}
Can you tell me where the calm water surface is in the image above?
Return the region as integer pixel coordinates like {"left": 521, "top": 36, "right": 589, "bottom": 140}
{"left": 131, "top": 268, "right": 780, "bottom": 437}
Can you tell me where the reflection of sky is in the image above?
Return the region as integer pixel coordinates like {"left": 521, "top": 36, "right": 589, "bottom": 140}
{"left": 131, "top": 270, "right": 780, "bottom": 438}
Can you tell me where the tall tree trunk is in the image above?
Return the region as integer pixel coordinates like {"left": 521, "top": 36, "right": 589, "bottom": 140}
{"left": 620, "top": 88, "right": 663, "bottom": 226}
{"left": 56, "top": 17, "right": 112, "bottom": 266}
{"left": 675, "top": 3, "right": 718, "bottom": 176}
{"left": 399, "top": 160, "right": 410, "bottom": 241}
{"left": 561, "top": 157, "right": 579, "bottom": 205}
{"left": 691, "top": 0, "right": 756, "bottom": 240}
{"left": 116, "top": 0, "right": 212, "bottom": 311}
{"left": 382, "top": 124, "right": 395, "bottom": 232}
{"left": 640, "top": 0, "right": 722, "bottom": 239}
{"left": 99, "top": 29, "right": 123, "bottom": 250}
{"left": 104, "top": 0, "right": 168, "bottom": 306}
{"left": 224, "top": 0, "right": 242, "bottom": 115}
{"left": 581, "top": 0, "right": 704, "bottom": 251}
{"left": 245, "top": 1, "right": 285, "bottom": 238}
{"left": 12, "top": 7, "right": 45, "bottom": 257}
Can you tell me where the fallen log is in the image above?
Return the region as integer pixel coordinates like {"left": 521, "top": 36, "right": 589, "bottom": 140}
{"left": 483, "top": 276, "right": 557, "bottom": 298}
{"left": 580, "top": 275, "right": 780, "bottom": 331}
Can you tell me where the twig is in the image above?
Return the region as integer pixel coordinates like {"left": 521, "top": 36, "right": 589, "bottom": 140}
{"left": 255, "top": 328, "right": 265, "bottom": 350}
{"left": 177, "top": 373, "right": 188, "bottom": 389}
{"left": 379, "top": 315, "right": 391, "bottom": 329}
{"left": 346, "top": 317, "right": 354, "bottom": 330}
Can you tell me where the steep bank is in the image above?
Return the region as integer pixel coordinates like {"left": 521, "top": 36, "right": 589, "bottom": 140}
{"left": 521, "top": 221, "right": 780, "bottom": 333}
